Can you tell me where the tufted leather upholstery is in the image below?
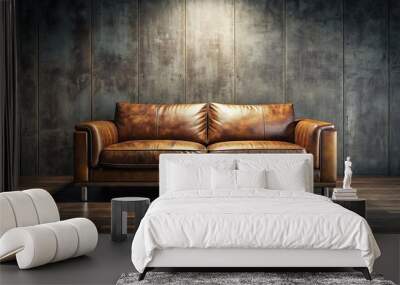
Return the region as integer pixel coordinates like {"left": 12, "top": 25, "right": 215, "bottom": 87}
{"left": 74, "top": 102, "right": 337, "bottom": 187}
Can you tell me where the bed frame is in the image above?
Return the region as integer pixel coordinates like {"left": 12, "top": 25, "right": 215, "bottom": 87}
{"left": 139, "top": 248, "right": 370, "bottom": 280}
{"left": 138, "top": 154, "right": 372, "bottom": 281}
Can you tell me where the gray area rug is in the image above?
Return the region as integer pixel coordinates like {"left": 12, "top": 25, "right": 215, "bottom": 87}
{"left": 116, "top": 272, "right": 396, "bottom": 285}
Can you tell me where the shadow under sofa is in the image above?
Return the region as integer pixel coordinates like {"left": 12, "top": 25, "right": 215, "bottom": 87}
{"left": 74, "top": 102, "right": 337, "bottom": 201}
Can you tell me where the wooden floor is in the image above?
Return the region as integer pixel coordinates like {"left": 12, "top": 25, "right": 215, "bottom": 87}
{"left": 351, "top": 177, "right": 400, "bottom": 233}
{"left": 19, "top": 176, "right": 400, "bottom": 234}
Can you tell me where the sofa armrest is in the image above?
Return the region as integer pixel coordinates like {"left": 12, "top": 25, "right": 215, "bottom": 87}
{"left": 294, "top": 119, "right": 337, "bottom": 182}
{"left": 74, "top": 131, "right": 89, "bottom": 182}
{"left": 75, "top": 121, "right": 118, "bottom": 168}
{"left": 320, "top": 128, "right": 337, "bottom": 183}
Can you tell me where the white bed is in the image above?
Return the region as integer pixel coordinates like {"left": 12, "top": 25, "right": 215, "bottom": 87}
{"left": 131, "top": 154, "right": 380, "bottom": 280}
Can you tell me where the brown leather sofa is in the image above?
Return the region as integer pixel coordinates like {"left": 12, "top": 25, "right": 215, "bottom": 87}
{"left": 74, "top": 102, "right": 337, "bottom": 200}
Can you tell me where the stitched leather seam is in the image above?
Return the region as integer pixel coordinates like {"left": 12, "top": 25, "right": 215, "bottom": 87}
{"left": 207, "top": 148, "right": 304, "bottom": 151}
{"left": 100, "top": 163, "right": 159, "bottom": 168}
{"left": 206, "top": 103, "right": 210, "bottom": 145}
{"left": 320, "top": 129, "right": 325, "bottom": 180}
{"left": 208, "top": 150, "right": 306, "bottom": 153}
{"left": 261, "top": 106, "right": 266, "bottom": 140}
{"left": 155, "top": 105, "right": 160, "bottom": 139}
{"left": 102, "top": 148, "right": 206, "bottom": 152}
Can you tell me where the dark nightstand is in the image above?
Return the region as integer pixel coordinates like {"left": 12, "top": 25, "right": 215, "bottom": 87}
{"left": 332, "top": 199, "right": 366, "bottom": 218}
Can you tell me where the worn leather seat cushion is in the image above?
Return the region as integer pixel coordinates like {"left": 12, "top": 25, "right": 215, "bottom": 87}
{"left": 207, "top": 141, "right": 306, "bottom": 153}
{"left": 100, "top": 140, "right": 206, "bottom": 167}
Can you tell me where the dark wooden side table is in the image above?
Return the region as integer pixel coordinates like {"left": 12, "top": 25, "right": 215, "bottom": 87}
{"left": 111, "top": 197, "right": 150, "bottom": 242}
{"left": 332, "top": 199, "right": 366, "bottom": 218}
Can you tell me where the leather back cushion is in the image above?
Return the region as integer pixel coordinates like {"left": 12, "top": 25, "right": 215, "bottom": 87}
{"left": 158, "top": 103, "right": 207, "bottom": 144}
{"left": 208, "top": 103, "right": 264, "bottom": 143}
{"left": 115, "top": 102, "right": 158, "bottom": 141}
{"left": 208, "top": 103, "right": 295, "bottom": 144}
{"left": 263, "top": 103, "right": 295, "bottom": 141}
{"left": 115, "top": 102, "right": 207, "bottom": 144}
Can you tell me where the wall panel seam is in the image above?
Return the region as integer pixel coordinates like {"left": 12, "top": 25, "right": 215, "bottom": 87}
{"left": 342, "top": 0, "right": 345, "bottom": 166}
{"left": 233, "top": 0, "right": 236, "bottom": 103}
{"left": 17, "top": 1, "right": 21, "bottom": 176}
{"left": 90, "top": 0, "right": 94, "bottom": 120}
{"left": 35, "top": 1, "right": 39, "bottom": 176}
{"left": 388, "top": 0, "right": 391, "bottom": 175}
{"left": 283, "top": 0, "right": 287, "bottom": 103}
{"left": 137, "top": 0, "right": 140, "bottom": 103}
{"left": 184, "top": 0, "right": 187, "bottom": 103}
{"left": 338, "top": 0, "right": 343, "bottom": 171}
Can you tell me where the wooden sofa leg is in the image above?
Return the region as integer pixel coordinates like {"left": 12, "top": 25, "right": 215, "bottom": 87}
{"left": 81, "top": 186, "right": 88, "bottom": 202}
{"left": 354, "top": 267, "right": 371, "bottom": 280}
{"left": 138, "top": 268, "right": 148, "bottom": 281}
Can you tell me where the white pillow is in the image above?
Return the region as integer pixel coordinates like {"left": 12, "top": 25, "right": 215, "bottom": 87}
{"left": 211, "top": 169, "right": 267, "bottom": 191}
{"left": 211, "top": 168, "right": 236, "bottom": 190}
{"left": 167, "top": 162, "right": 211, "bottom": 191}
{"left": 265, "top": 162, "right": 308, "bottom": 191}
{"left": 236, "top": 169, "right": 267, "bottom": 189}
{"left": 238, "top": 159, "right": 309, "bottom": 192}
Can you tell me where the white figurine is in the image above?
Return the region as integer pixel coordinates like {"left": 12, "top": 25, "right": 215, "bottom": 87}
{"left": 343, "top": 156, "right": 352, "bottom": 189}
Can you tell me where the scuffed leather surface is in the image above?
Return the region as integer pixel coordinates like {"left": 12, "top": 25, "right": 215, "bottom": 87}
{"left": 294, "top": 119, "right": 335, "bottom": 169}
{"left": 75, "top": 121, "right": 118, "bottom": 167}
{"left": 100, "top": 140, "right": 206, "bottom": 167}
{"left": 263, "top": 104, "right": 295, "bottom": 141}
{"left": 208, "top": 103, "right": 264, "bottom": 144}
{"left": 207, "top": 140, "right": 305, "bottom": 153}
{"left": 157, "top": 103, "right": 207, "bottom": 144}
{"left": 320, "top": 129, "right": 337, "bottom": 182}
{"left": 208, "top": 103, "right": 295, "bottom": 144}
{"left": 115, "top": 102, "right": 158, "bottom": 141}
{"left": 74, "top": 103, "right": 337, "bottom": 185}
{"left": 115, "top": 102, "right": 208, "bottom": 144}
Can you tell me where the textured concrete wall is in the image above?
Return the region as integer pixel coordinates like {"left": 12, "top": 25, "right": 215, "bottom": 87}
{"left": 18, "top": 0, "right": 400, "bottom": 176}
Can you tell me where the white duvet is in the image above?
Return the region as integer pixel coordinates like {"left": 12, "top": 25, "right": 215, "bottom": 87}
{"left": 131, "top": 190, "right": 380, "bottom": 273}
